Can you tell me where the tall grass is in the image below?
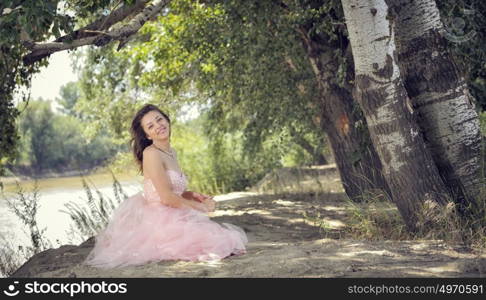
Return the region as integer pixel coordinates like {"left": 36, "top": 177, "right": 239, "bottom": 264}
{"left": 0, "top": 172, "right": 129, "bottom": 277}
{"left": 0, "top": 181, "right": 51, "bottom": 277}
{"left": 0, "top": 236, "right": 36, "bottom": 278}
{"left": 61, "top": 172, "right": 128, "bottom": 244}
{"left": 300, "top": 181, "right": 486, "bottom": 249}
{"left": 5, "top": 181, "right": 51, "bottom": 251}
{"left": 342, "top": 192, "right": 411, "bottom": 241}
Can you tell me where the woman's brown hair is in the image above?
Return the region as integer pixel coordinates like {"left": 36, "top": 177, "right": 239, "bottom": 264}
{"left": 130, "top": 104, "right": 171, "bottom": 173}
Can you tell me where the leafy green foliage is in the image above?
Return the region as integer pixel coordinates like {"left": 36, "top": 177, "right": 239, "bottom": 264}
{"left": 57, "top": 82, "right": 81, "bottom": 117}
{"left": 13, "top": 99, "right": 121, "bottom": 175}
{"left": 70, "top": 0, "right": 335, "bottom": 192}
{"left": 170, "top": 114, "right": 281, "bottom": 195}
{"left": 132, "top": 0, "right": 331, "bottom": 161}
{"left": 3, "top": 0, "right": 482, "bottom": 196}
{"left": 17, "top": 100, "right": 56, "bottom": 173}
{"left": 0, "top": 0, "right": 76, "bottom": 174}
{"left": 0, "top": 0, "right": 128, "bottom": 175}
{"left": 74, "top": 45, "right": 159, "bottom": 144}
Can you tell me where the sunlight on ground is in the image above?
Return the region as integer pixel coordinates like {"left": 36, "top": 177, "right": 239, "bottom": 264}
{"left": 209, "top": 210, "right": 246, "bottom": 217}
{"left": 316, "top": 218, "right": 346, "bottom": 228}
{"left": 339, "top": 249, "right": 397, "bottom": 258}
{"left": 410, "top": 242, "right": 444, "bottom": 251}
{"left": 195, "top": 260, "right": 224, "bottom": 267}
{"left": 272, "top": 200, "right": 295, "bottom": 206}
{"left": 211, "top": 209, "right": 271, "bottom": 217}
{"left": 287, "top": 218, "right": 306, "bottom": 224}
{"left": 321, "top": 205, "right": 347, "bottom": 212}
{"left": 250, "top": 241, "right": 290, "bottom": 247}
{"left": 213, "top": 192, "right": 259, "bottom": 202}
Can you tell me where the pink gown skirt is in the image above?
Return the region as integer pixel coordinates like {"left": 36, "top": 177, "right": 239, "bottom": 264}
{"left": 84, "top": 171, "right": 248, "bottom": 269}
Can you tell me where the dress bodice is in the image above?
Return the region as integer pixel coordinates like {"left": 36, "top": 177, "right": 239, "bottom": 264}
{"left": 143, "top": 170, "right": 188, "bottom": 203}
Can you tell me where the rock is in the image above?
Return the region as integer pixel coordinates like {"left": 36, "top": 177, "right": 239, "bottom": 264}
{"left": 11, "top": 238, "right": 94, "bottom": 278}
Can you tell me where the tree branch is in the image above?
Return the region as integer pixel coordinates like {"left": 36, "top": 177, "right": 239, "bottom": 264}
{"left": 22, "top": 0, "right": 170, "bottom": 65}
{"left": 56, "top": 0, "right": 150, "bottom": 43}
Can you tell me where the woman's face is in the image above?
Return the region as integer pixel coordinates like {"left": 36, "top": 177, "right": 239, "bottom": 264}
{"left": 140, "top": 110, "right": 170, "bottom": 141}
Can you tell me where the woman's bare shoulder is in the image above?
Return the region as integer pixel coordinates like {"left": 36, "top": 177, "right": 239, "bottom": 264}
{"left": 143, "top": 146, "right": 160, "bottom": 160}
{"left": 143, "top": 146, "right": 171, "bottom": 167}
{"left": 143, "top": 145, "right": 155, "bottom": 153}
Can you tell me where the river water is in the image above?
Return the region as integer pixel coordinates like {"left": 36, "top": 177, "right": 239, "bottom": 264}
{"left": 0, "top": 173, "right": 142, "bottom": 250}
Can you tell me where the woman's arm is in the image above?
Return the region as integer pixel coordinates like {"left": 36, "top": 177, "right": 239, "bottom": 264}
{"left": 182, "top": 191, "right": 216, "bottom": 212}
{"left": 143, "top": 148, "right": 210, "bottom": 212}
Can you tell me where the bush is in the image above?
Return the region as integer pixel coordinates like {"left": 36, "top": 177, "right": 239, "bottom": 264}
{"left": 13, "top": 100, "right": 121, "bottom": 175}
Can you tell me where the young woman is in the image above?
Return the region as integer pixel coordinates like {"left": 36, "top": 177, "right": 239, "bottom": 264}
{"left": 84, "top": 104, "right": 247, "bottom": 268}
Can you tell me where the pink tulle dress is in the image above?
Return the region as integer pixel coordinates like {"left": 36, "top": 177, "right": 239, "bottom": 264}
{"left": 84, "top": 170, "right": 248, "bottom": 268}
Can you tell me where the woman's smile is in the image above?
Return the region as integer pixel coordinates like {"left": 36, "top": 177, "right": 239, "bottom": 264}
{"left": 157, "top": 127, "right": 167, "bottom": 135}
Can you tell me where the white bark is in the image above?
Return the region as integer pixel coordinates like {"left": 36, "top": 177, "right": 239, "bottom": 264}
{"left": 343, "top": 2, "right": 399, "bottom": 79}
{"left": 389, "top": 0, "right": 442, "bottom": 40}
{"left": 390, "top": 0, "right": 482, "bottom": 201}
{"left": 343, "top": 0, "right": 404, "bottom": 175}
{"left": 341, "top": 0, "right": 450, "bottom": 230}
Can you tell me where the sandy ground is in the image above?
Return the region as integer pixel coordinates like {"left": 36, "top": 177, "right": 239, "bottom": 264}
{"left": 11, "top": 185, "right": 486, "bottom": 278}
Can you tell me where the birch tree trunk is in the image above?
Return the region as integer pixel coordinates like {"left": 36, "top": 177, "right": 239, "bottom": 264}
{"left": 341, "top": 0, "right": 451, "bottom": 230}
{"left": 389, "top": 0, "right": 482, "bottom": 208}
{"left": 299, "top": 34, "right": 392, "bottom": 202}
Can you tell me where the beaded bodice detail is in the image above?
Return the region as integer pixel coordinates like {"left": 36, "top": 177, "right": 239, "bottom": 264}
{"left": 143, "top": 170, "right": 188, "bottom": 202}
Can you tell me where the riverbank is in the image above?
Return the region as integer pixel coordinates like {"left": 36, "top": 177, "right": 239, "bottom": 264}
{"left": 10, "top": 189, "right": 486, "bottom": 278}
{"left": 0, "top": 166, "right": 140, "bottom": 193}
{"left": 9, "top": 165, "right": 486, "bottom": 278}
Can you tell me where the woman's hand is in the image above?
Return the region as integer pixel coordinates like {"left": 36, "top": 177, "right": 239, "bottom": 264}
{"left": 192, "top": 191, "right": 212, "bottom": 203}
{"left": 181, "top": 191, "right": 216, "bottom": 212}
{"left": 201, "top": 197, "right": 216, "bottom": 212}
{"left": 190, "top": 197, "right": 215, "bottom": 213}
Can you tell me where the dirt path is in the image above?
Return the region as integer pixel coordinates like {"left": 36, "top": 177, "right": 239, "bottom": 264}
{"left": 11, "top": 189, "right": 486, "bottom": 278}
